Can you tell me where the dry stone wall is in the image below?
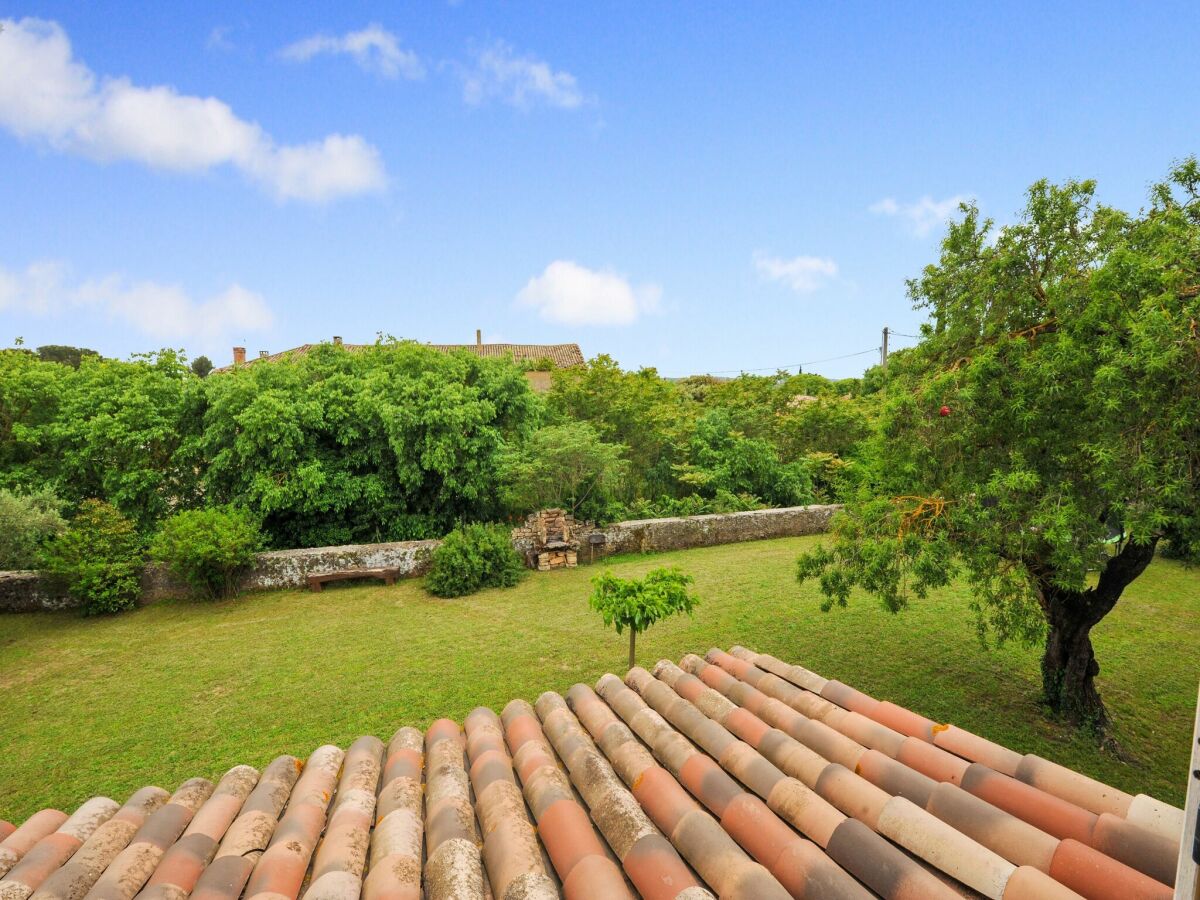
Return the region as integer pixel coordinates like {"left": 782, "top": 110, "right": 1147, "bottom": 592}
{"left": 0, "top": 571, "right": 74, "bottom": 612}
{"left": 592, "top": 504, "right": 840, "bottom": 557}
{"left": 140, "top": 539, "right": 441, "bottom": 603}
{"left": 2, "top": 505, "right": 839, "bottom": 610}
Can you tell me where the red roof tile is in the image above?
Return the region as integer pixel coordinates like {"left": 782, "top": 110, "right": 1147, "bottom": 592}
{"left": 0, "top": 647, "right": 1185, "bottom": 900}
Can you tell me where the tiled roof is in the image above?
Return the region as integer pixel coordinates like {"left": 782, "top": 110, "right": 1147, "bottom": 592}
{"left": 213, "top": 343, "right": 584, "bottom": 373}
{"left": 0, "top": 647, "right": 1184, "bottom": 900}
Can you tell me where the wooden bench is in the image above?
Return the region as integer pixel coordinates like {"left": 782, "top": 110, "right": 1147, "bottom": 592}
{"left": 307, "top": 567, "right": 401, "bottom": 592}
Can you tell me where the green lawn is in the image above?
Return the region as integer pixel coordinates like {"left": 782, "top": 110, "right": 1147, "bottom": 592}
{"left": 1, "top": 536, "right": 1197, "bottom": 823}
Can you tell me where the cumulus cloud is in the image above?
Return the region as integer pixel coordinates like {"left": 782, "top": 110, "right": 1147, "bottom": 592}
{"left": 0, "top": 17, "right": 387, "bottom": 202}
{"left": 752, "top": 252, "right": 838, "bottom": 293}
{"left": 869, "top": 194, "right": 971, "bottom": 237}
{"left": 0, "top": 259, "right": 273, "bottom": 342}
{"left": 516, "top": 261, "right": 660, "bottom": 326}
{"left": 280, "top": 24, "right": 424, "bottom": 80}
{"left": 460, "top": 40, "right": 584, "bottom": 109}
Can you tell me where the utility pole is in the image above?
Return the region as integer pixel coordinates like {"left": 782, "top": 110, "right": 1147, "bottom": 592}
{"left": 881, "top": 326, "right": 889, "bottom": 372}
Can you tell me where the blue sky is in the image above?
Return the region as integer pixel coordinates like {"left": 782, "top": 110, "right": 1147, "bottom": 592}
{"left": 1, "top": 2, "right": 1197, "bottom": 378}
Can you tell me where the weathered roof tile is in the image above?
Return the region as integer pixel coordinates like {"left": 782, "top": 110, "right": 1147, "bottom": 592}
{"left": 2, "top": 646, "right": 1185, "bottom": 899}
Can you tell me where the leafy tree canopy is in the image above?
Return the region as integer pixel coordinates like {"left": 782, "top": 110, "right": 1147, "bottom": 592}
{"left": 200, "top": 340, "right": 541, "bottom": 548}
{"left": 36, "top": 345, "right": 101, "bottom": 368}
{"left": 498, "top": 421, "right": 629, "bottom": 522}
{"left": 797, "top": 160, "right": 1200, "bottom": 734}
{"left": 589, "top": 566, "right": 699, "bottom": 666}
{"left": 190, "top": 355, "right": 214, "bottom": 378}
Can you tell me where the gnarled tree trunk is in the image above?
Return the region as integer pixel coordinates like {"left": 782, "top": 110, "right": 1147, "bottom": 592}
{"left": 1036, "top": 538, "right": 1158, "bottom": 735}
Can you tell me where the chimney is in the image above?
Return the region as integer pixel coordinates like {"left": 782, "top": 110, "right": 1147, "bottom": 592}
{"left": 233, "top": 346, "right": 246, "bottom": 365}
{"left": 333, "top": 335, "right": 343, "bottom": 346}
{"left": 476, "top": 329, "right": 482, "bottom": 346}
{"left": 258, "top": 350, "right": 269, "bottom": 359}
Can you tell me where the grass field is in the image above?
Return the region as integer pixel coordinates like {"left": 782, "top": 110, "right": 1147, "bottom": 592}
{"left": 1, "top": 535, "right": 1197, "bottom": 823}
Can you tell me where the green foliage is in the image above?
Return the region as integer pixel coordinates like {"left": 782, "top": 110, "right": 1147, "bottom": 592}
{"left": 589, "top": 567, "right": 699, "bottom": 664}
{"left": 40, "top": 500, "right": 143, "bottom": 615}
{"left": 0, "top": 349, "right": 202, "bottom": 532}
{"left": 150, "top": 507, "right": 262, "bottom": 599}
{"left": 199, "top": 341, "right": 541, "bottom": 548}
{"left": 778, "top": 396, "right": 872, "bottom": 460}
{"left": 498, "top": 422, "right": 629, "bottom": 521}
{"left": 679, "top": 409, "right": 814, "bottom": 507}
{"left": 0, "top": 487, "right": 66, "bottom": 569}
{"left": 36, "top": 345, "right": 101, "bottom": 368}
{"left": 589, "top": 567, "right": 700, "bottom": 635}
{"left": 797, "top": 160, "right": 1200, "bottom": 725}
{"left": 614, "top": 490, "right": 763, "bottom": 520}
{"left": 190, "top": 356, "right": 214, "bottom": 378}
{"left": 548, "top": 355, "right": 692, "bottom": 499}
{"left": 424, "top": 523, "right": 526, "bottom": 598}
{"left": 0, "top": 337, "right": 875, "bottom": 555}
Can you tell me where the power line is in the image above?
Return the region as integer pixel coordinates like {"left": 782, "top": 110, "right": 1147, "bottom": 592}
{"left": 671, "top": 346, "right": 881, "bottom": 378}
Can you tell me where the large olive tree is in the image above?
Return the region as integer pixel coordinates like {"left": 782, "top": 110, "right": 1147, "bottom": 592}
{"left": 798, "top": 160, "right": 1200, "bottom": 736}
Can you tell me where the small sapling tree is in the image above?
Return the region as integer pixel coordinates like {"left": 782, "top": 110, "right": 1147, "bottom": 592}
{"left": 589, "top": 567, "right": 699, "bottom": 668}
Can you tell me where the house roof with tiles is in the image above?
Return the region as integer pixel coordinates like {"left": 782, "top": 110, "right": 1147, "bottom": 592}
{"left": 0, "top": 647, "right": 1186, "bottom": 900}
{"left": 213, "top": 335, "right": 585, "bottom": 373}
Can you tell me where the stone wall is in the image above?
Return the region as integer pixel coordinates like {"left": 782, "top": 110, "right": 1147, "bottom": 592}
{"left": 141, "top": 538, "right": 441, "bottom": 603}
{"left": 0, "top": 571, "right": 75, "bottom": 613}
{"left": 588, "top": 504, "right": 840, "bottom": 559}
{"left": 1, "top": 505, "right": 838, "bottom": 611}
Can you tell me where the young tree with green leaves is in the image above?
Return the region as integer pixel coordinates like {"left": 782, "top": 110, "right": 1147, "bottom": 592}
{"left": 589, "top": 567, "right": 699, "bottom": 667}
{"left": 797, "top": 160, "right": 1200, "bottom": 737}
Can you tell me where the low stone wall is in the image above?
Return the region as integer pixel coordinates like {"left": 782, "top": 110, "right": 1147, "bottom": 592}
{"left": 1, "top": 505, "right": 838, "bottom": 611}
{"left": 0, "top": 571, "right": 75, "bottom": 613}
{"left": 587, "top": 504, "right": 840, "bottom": 560}
{"left": 141, "top": 539, "right": 441, "bottom": 603}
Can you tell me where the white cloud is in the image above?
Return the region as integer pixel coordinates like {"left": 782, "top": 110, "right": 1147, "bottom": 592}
{"left": 869, "top": 194, "right": 971, "bottom": 237}
{"left": 752, "top": 252, "right": 838, "bottom": 293}
{"left": 206, "top": 27, "right": 234, "bottom": 52}
{"left": 0, "top": 260, "right": 273, "bottom": 342}
{"left": 516, "top": 261, "right": 660, "bottom": 326}
{"left": 461, "top": 40, "right": 584, "bottom": 109}
{"left": 0, "top": 17, "right": 387, "bottom": 202}
{"left": 280, "top": 24, "right": 424, "bottom": 80}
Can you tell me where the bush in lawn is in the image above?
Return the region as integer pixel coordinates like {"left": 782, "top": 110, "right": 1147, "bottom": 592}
{"left": 150, "top": 506, "right": 263, "bottom": 599}
{"left": 589, "top": 567, "right": 699, "bottom": 667}
{"left": 0, "top": 487, "right": 66, "bottom": 569}
{"left": 40, "top": 499, "right": 143, "bottom": 615}
{"left": 425, "top": 523, "right": 525, "bottom": 598}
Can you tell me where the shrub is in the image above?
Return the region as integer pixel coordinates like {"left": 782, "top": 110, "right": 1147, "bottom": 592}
{"left": 150, "top": 506, "right": 262, "bottom": 599}
{"left": 40, "top": 500, "right": 143, "bottom": 615}
{"left": 0, "top": 488, "right": 66, "bottom": 569}
{"left": 589, "top": 567, "right": 700, "bottom": 667}
{"left": 425, "top": 523, "right": 525, "bottom": 598}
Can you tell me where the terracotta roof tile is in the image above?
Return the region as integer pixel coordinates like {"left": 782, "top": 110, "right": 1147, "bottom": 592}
{"left": 1, "top": 647, "right": 1185, "bottom": 899}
